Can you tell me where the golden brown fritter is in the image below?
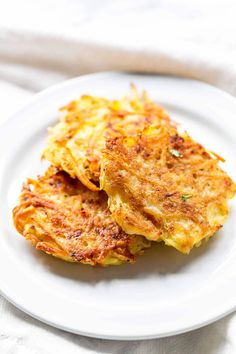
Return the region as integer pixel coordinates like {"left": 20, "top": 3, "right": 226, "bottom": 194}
{"left": 13, "top": 167, "right": 150, "bottom": 266}
{"left": 100, "top": 127, "right": 236, "bottom": 253}
{"left": 42, "top": 88, "right": 173, "bottom": 191}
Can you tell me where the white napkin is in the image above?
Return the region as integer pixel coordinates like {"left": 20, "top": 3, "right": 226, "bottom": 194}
{"left": 1, "top": 0, "right": 236, "bottom": 353}
{"left": 1, "top": 0, "right": 236, "bottom": 94}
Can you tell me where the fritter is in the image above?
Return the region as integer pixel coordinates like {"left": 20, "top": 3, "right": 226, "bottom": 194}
{"left": 42, "top": 88, "right": 173, "bottom": 191}
{"left": 100, "top": 127, "right": 236, "bottom": 254}
{"left": 13, "top": 167, "right": 150, "bottom": 266}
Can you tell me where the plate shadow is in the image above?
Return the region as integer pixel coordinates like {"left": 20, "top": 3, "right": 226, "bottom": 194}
{"left": 28, "top": 231, "right": 222, "bottom": 283}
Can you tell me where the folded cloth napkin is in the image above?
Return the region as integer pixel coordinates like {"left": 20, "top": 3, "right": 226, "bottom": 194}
{"left": 1, "top": 0, "right": 236, "bottom": 353}
{"left": 1, "top": 0, "right": 236, "bottom": 94}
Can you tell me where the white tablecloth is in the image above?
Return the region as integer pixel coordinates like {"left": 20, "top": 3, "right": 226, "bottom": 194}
{"left": 1, "top": 1, "right": 236, "bottom": 353}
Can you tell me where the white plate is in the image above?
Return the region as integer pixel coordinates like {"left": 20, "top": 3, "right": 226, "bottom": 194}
{"left": 0, "top": 72, "right": 236, "bottom": 340}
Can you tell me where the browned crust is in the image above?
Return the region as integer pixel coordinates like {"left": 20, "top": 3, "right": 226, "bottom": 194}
{"left": 13, "top": 167, "right": 150, "bottom": 265}
{"left": 43, "top": 89, "right": 175, "bottom": 190}
{"left": 101, "top": 128, "right": 236, "bottom": 253}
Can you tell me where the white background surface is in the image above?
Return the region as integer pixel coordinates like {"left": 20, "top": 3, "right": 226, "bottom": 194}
{"left": 1, "top": 0, "right": 236, "bottom": 353}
